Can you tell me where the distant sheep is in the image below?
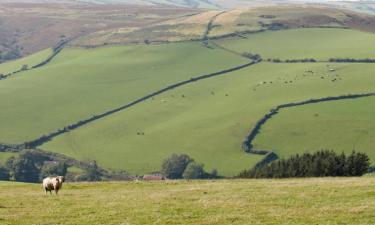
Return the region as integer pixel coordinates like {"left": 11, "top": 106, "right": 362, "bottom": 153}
{"left": 43, "top": 176, "right": 65, "bottom": 195}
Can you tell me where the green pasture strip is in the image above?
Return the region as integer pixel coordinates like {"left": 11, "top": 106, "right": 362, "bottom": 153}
{"left": 252, "top": 96, "right": 375, "bottom": 165}
{"left": 216, "top": 28, "right": 375, "bottom": 60}
{"left": 0, "top": 48, "right": 53, "bottom": 75}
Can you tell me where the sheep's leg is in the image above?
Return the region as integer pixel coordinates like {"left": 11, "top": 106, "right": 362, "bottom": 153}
{"left": 45, "top": 189, "right": 48, "bottom": 195}
{"left": 55, "top": 188, "right": 59, "bottom": 195}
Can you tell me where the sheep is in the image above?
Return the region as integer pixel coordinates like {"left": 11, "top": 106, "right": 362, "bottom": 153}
{"left": 43, "top": 176, "right": 65, "bottom": 195}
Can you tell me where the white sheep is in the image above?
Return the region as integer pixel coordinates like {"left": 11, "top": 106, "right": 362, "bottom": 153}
{"left": 42, "top": 176, "right": 65, "bottom": 195}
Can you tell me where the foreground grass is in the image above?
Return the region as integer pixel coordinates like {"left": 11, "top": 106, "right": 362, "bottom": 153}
{"left": 0, "top": 178, "right": 374, "bottom": 225}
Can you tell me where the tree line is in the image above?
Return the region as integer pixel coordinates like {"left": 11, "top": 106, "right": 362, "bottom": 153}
{"left": 238, "top": 150, "right": 370, "bottom": 178}
{"left": 0, "top": 150, "right": 103, "bottom": 182}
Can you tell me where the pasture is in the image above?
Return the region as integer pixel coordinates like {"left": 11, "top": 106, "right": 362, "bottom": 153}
{"left": 0, "top": 178, "right": 374, "bottom": 225}
{"left": 216, "top": 28, "right": 375, "bottom": 60}
{"left": 43, "top": 62, "right": 375, "bottom": 176}
{"left": 0, "top": 27, "right": 374, "bottom": 176}
{"left": 0, "top": 48, "right": 52, "bottom": 75}
{"left": 0, "top": 42, "right": 246, "bottom": 144}
{"left": 252, "top": 96, "right": 375, "bottom": 165}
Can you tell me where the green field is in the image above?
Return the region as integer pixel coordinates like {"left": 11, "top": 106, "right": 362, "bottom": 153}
{"left": 0, "top": 48, "right": 52, "bottom": 75}
{"left": 252, "top": 96, "right": 375, "bottom": 165}
{"left": 216, "top": 28, "right": 375, "bottom": 60}
{"left": 0, "top": 42, "right": 246, "bottom": 144}
{"left": 0, "top": 28, "right": 375, "bottom": 176}
{"left": 0, "top": 152, "right": 17, "bottom": 164}
{"left": 43, "top": 62, "right": 375, "bottom": 176}
{"left": 0, "top": 178, "right": 374, "bottom": 225}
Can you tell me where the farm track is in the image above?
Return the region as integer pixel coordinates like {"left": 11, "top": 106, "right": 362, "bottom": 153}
{"left": 242, "top": 93, "right": 375, "bottom": 167}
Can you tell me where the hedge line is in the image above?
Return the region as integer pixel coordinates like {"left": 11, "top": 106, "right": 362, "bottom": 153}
{"left": 0, "top": 39, "right": 70, "bottom": 81}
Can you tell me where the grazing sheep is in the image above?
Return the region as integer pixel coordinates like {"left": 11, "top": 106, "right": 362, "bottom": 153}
{"left": 43, "top": 176, "right": 65, "bottom": 195}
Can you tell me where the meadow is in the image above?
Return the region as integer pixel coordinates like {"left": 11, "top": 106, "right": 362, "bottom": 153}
{"left": 0, "top": 48, "right": 52, "bottom": 75}
{"left": 1, "top": 27, "right": 375, "bottom": 176}
{"left": 0, "top": 178, "right": 374, "bottom": 225}
{"left": 252, "top": 96, "right": 375, "bottom": 165}
{"left": 0, "top": 42, "right": 246, "bottom": 144}
{"left": 43, "top": 61, "right": 375, "bottom": 176}
{"left": 215, "top": 28, "right": 375, "bottom": 60}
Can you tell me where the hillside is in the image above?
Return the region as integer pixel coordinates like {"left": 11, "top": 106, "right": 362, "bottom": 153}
{"left": 0, "top": 178, "right": 374, "bottom": 225}
{"left": 0, "top": 4, "right": 375, "bottom": 177}
{"left": 71, "top": 6, "right": 375, "bottom": 46}
{"left": 38, "top": 28, "right": 375, "bottom": 176}
{"left": 0, "top": 2, "right": 197, "bottom": 62}
{"left": 252, "top": 96, "right": 375, "bottom": 163}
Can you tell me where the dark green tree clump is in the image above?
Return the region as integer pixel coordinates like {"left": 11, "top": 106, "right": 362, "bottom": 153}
{"left": 183, "top": 162, "right": 205, "bottom": 179}
{"left": 161, "top": 154, "right": 219, "bottom": 179}
{"left": 239, "top": 150, "right": 370, "bottom": 178}
{"left": 161, "top": 154, "right": 193, "bottom": 179}
{"left": 6, "top": 150, "right": 49, "bottom": 183}
{"left": 0, "top": 164, "right": 10, "bottom": 181}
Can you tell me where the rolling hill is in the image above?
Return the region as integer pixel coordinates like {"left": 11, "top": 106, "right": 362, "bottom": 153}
{"left": 0, "top": 4, "right": 375, "bottom": 177}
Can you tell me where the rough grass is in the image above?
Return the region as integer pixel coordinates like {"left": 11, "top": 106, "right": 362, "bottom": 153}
{"left": 216, "top": 28, "right": 375, "bottom": 60}
{"left": 252, "top": 96, "right": 375, "bottom": 165}
{"left": 43, "top": 62, "right": 375, "bottom": 176}
{"left": 0, "top": 178, "right": 374, "bottom": 225}
{"left": 0, "top": 42, "right": 247, "bottom": 144}
{"left": 0, "top": 48, "right": 52, "bottom": 75}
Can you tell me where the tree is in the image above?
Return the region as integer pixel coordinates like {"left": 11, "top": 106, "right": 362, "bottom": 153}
{"left": 0, "top": 164, "right": 10, "bottom": 181}
{"left": 6, "top": 150, "right": 48, "bottom": 182}
{"left": 161, "top": 154, "right": 193, "bottom": 179}
{"left": 183, "top": 162, "right": 205, "bottom": 179}
{"left": 39, "top": 162, "right": 67, "bottom": 180}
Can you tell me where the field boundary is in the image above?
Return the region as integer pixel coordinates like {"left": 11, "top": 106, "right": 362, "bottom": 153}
{"left": 242, "top": 93, "right": 375, "bottom": 168}
{"left": 0, "top": 39, "right": 70, "bottom": 81}
{"left": 19, "top": 59, "right": 259, "bottom": 148}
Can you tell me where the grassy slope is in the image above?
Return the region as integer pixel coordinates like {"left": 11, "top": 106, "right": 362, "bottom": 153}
{"left": 216, "top": 28, "right": 375, "bottom": 60}
{"left": 0, "top": 152, "right": 17, "bottom": 164}
{"left": 0, "top": 42, "right": 247, "bottom": 144}
{"left": 43, "top": 62, "right": 375, "bottom": 176}
{"left": 0, "top": 178, "right": 374, "bottom": 225}
{"left": 0, "top": 48, "right": 52, "bottom": 75}
{"left": 252, "top": 96, "right": 375, "bottom": 165}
